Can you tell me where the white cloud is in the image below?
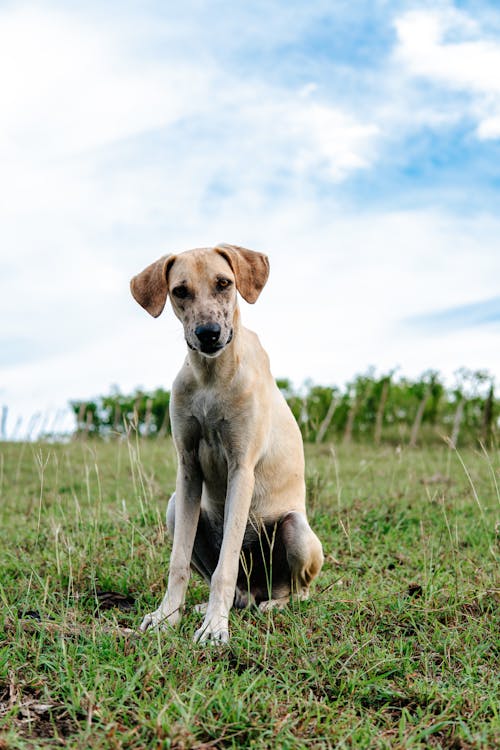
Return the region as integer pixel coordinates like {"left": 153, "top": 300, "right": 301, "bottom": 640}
{"left": 0, "top": 5, "right": 377, "bottom": 180}
{"left": 477, "top": 114, "right": 500, "bottom": 139}
{"left": 0, "top": 5, "right": 379, "bottom": 382}
{"left": 290, "top": 101, "right": 378, "bottom": 179}
{"left": 0, "top": 5, "right": 379, "bottom": 254}
{"left": 4, "top": 204, "right": 500, "bottom": 437}
{"left": 394, "top": 7, "right": 500, "bottom": 139}
{"left": 0, "top": 7, "right": 212, "bottom": 159}
{"left": 1, "top": 2, "right": 500, "bottom": 438}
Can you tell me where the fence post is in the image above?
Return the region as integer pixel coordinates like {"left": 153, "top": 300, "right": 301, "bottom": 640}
{"left": 113, "top": 403, "right": 121, "bottom": 432}
{"left": 316, "top": 397, "right": 337, "bottom": 444}
{"left": 450, "top": 398, "right": 465, "bottom": 449}
{"left": 85, "top": 408, "right": 93, "bottom": 438}
{"left": 374, "top": 378, "right": 390, "bottom": 445}
{"left": 158, "top": 407, "right": 171, "bottom": 437}
{"left": 343, "top": 398, "right": 358, "bottom": 444}
{"left": 481, "top": 384, "right": 494, "bottom": 447}
{"left": 77, "top": 403, "right": 86, "bottom": 435}
{"left": 144, "top": 398, "right": 153, "bottom": 436}
{"left": 0, "top": 406, "right": 7, "bottom": 440}
{"left": 409, "top": 392, "right": 430, "bottom": 448}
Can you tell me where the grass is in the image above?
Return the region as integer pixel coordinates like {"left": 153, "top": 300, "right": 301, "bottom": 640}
{"left": 0, "top": 436, "right": 498, "bottom": 748}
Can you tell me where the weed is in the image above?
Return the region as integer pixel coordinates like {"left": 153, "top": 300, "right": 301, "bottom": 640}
{"left": 0, "top": 439, "right": 498, "bottom": 748}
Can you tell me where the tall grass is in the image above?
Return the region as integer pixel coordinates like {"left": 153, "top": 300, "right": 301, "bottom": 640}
{"left": 0, "top": 436, "right": 498, "bottom": 748}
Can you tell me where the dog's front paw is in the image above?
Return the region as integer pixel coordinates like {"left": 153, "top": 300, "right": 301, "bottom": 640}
{"left": 193, "top": 613, "right": 229, "bottom": 644}
{"left": 139, "top": 606, "right": 180, "bottom": 633}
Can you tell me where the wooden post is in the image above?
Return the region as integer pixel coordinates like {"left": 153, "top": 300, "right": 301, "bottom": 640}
{"left": 158, "top": 407, "right": 170, "bottom": 437}
{"left": 113, "top": 402, "right": 121, "bottom": 432}
{"left": 343, "top": 398, "right": 358, "bottom": 444}
{"left": 77, "top": 402, "right": 86, "bottom": 432}
{"left": 132, "top": 398, "right": 141, "bottom": 434}
{"left": 316, "top": 397, "right": 337, "bottom": 444}
{"left": 409, "top": 392, "right": 430, "bottom": 448}
{"left": 0, "top": 406, "right": 7, "bottom": 440}
{"left": 450, "top": 398, "right": 465, "bottom": 449}
{"left": 85, "top": 408, "right": 93, "bottom": 438}
{"left": 144, "top": 398, "right": 153, "bottom": 436}
{"left": 374, "top": 378, "right": 390, "bottom": 445}
{"left": 481, "top": 384, "right": 494, "bottom": 447}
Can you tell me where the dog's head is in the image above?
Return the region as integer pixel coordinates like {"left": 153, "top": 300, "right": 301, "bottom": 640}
{"left": 130, "top": 244, "right": 269, "bottom": 357}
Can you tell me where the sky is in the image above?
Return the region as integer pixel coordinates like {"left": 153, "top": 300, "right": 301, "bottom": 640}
{"left": 1, "top": 0, "right": 500, "bottom": 437}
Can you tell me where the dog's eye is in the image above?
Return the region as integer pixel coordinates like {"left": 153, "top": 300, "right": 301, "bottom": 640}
{"left": 172, "top": 285, "right": 189, "bottom": 299}
{"left": 216, "top": 278, "right": 232, "bottom": 291}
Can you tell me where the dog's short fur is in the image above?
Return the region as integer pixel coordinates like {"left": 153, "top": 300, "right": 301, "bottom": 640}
{"left": 131, "top": 244, "right": 323, "bottom": 643}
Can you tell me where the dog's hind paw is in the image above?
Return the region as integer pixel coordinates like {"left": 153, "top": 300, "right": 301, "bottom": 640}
{"left": 258, "top": 596, "right": 289, "bottom": 612}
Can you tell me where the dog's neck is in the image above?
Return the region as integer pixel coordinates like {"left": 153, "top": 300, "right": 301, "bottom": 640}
{"left": 186, "top": 305, "right": 243, "bottom": 385}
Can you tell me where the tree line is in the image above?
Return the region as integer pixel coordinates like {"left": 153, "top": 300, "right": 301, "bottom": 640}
{"left": 71, "top": 368, "right": 497, "bottom": 448}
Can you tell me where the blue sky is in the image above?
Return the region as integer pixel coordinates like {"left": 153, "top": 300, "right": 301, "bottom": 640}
{"left": 410, "top": 295, "right": 500, "bottom": 330}
{"left": 1, "top": 0, "right": 500, "bottom": 435}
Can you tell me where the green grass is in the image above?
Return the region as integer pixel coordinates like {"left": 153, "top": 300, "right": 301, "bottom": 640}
{"left": 0, "top": 437, "right": 498, "bottom": 748}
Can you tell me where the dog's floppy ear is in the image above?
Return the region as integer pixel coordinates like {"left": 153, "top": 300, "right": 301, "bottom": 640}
{"left": 215, "top": 244, "right": 270, "bottom": 304}
{"left": 130, "top": 255, "right": 176, "bottom": 318}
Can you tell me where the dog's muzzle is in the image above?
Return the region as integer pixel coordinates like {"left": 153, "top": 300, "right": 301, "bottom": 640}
{"left": 188, "top": 326, "right": 233, "bottom": 356}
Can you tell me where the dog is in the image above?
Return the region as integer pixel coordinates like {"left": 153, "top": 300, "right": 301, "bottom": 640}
{"left": 130, "top": 244, "right": 323, "bottom": 643}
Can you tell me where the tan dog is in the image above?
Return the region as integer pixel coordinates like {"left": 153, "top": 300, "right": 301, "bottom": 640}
{"left": 131, "top": 244, "right": 323, "bottom": 643}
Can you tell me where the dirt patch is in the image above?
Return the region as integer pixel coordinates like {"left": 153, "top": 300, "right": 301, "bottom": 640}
{"left": 0, "top": 680, "right": 82, "bottom": 743}
{"left": 93, "top": 589, "right": 136, "bottom": 613}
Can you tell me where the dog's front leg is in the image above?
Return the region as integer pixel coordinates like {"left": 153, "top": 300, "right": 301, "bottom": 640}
{"left": 194, "top": 465, "right": 255, "bottom": 644}
{"left": 140, "top": 456, "right": 202, "bottom": 633}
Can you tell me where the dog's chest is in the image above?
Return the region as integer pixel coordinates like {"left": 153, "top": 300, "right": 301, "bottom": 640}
{"left": 192, "top": 390, "right": 227, "bottom": 439}
{"left": 191, "top": 390, "right": 230, "bottom": 478}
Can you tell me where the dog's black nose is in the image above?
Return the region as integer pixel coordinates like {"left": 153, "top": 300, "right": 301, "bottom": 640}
{"left": 195, "top": 323, "right": 221, "bottom": 346}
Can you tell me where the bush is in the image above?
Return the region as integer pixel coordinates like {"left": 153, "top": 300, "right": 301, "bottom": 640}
{"left": 71, "top": 369, "right": 497, "bottom": 447}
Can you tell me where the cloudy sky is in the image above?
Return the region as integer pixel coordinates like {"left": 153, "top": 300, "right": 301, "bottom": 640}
{"left": 2, "top": 0, "right": 500, "bottom": 437}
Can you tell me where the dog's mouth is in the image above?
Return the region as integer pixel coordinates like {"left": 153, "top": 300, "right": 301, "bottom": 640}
{"left": 187, "top": 328, "right": 233, "bottom": 357}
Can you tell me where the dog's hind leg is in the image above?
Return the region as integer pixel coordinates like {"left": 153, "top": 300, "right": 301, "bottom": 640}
{"left": 280, "top": 511, "right": 324, "bottom": 600}
{"left": 241, "top": 513, "right": 323, "bottom": 609}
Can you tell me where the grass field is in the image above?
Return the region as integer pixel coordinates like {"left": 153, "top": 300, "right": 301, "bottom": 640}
{"left": 0, "top": 437, "right": 498, "bottom": 749}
